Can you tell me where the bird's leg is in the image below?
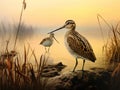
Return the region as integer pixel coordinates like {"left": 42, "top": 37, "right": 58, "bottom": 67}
{"left": 72, "top": 58, "right": 78, "bottom": 72}
{"left": 81, "top": 59, "right": 85, "bottom": 79}
{"left": 82, "top": 59, "right": 85, "bottom": 71}
{"left": 48, "top": 47, "right": 50, "bottom": 53}
{"left": 45, "top": 47, "right": 47, "bottom": 53}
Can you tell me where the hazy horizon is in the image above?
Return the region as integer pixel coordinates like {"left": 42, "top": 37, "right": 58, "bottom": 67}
{"left": 0, "top": 0, "right": 119, "bottom": 40}
{"left": 0, "top": 0, "right": 119, "bottom": 70}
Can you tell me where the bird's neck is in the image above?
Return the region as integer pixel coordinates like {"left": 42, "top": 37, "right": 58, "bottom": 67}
{"left": 50, "top": 36, "right": 53, "bottom": 39}
{"left": 70, "top": 24, "right": 76, "bottom": 31}
{"left": 70, "top": 26, "right": 76, "bottom": 31}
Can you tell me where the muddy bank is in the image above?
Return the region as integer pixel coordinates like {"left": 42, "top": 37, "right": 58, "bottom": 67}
{"left": 42, "top": 63, "right": 112, "bottom": 90}
{"left": 44, "top": 69, "right": 111, "bottom": 90}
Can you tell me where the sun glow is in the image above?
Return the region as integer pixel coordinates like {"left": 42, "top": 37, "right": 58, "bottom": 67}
{"left": 0, "top": 0, "right": 120, "bottom": 26}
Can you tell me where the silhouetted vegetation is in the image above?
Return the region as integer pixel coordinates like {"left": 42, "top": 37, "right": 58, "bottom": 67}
{"left": 97, "top": 14, "right": 120, "bottom": 70}
{"left": 97, "top": 14, "right": 120, "bottom": 90}
{"left": 0, "top": 1, "right": 47, "bottom": 89}
{"left": 1, "top": 0, "right": 120, "bottom": 89}
{"left": 0, "top": 43, "right": 48, "bottom": 90}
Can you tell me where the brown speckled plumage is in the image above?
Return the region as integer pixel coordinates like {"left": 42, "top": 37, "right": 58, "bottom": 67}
{"left": 66, "top": 30, "right": 96, "bottom": 62}
{"left": 48, "top": 20, "right": 96, "bottom": 73}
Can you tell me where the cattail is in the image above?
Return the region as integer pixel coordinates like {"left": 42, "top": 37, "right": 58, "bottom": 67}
{"left": 23, "top": 0, "right": 27, "bottom": 10}
{"left": 5, "top": 59, "right": 12, "bottom": 70}
{"left": 14, "top": 0, "right": 27, "bottom": 50}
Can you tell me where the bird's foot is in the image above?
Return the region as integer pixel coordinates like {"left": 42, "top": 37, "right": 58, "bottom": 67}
{"left": 81, "top": 70, "right": 85, "bottom": 79}
{"left": 69, "top": 70, "right": 76, "bottom": 73}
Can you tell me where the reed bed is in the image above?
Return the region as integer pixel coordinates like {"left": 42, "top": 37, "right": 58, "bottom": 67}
{"left": 97, "top": 14, "right": 120, "bottom": 70}
{"left": 0, "top": 43, "right": 48, "bottom": 90}
{"left": 0, "top": 0, "right": 47, "bottom": 88}
{"left": 97, "top": 14, "right": 120, "bottom": 90}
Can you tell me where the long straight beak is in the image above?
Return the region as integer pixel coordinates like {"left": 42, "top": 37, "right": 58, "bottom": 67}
{"left": 53, "top": 36, "right": 60, "bottom": 44}
{"left": 48, "top": 25, "right": 66, "bottom": 34}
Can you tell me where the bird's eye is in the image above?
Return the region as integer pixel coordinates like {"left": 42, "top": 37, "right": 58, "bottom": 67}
{"left": 68, "top": 22, "right": 70, "bottom": 24}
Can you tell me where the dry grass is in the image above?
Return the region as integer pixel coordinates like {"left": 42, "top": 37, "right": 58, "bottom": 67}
{"left": 0, "top": 0, "right": 47, "bottom": 88}
{"left": 104, "top": 26, "right": 120, "bottom": 70}
{"left": 110, "top": 63, "right": 120, "bottom": 90}
{"left": 97, "top": 14, "right": 120, "bottom": 70}
{"left": 97, "top": 14, "right": 120, "bottom": 90}
{"left": 0, "top": 42, "right": 48, "bottom": 90}
{"left": 0, "top": 1, "right": 49, "bottom": 90}
{"left": 14, "top": 0, "right": 27, "bottom": 50}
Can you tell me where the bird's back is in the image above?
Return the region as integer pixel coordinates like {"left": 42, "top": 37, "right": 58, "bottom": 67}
{"left": 40, "top": 37, "right": 53, "bottom": 47}
{"left": 65, "top": 30, "right": 96, "bottom": 62}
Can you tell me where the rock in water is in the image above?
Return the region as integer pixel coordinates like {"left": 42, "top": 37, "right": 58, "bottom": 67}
{"left": 41, "top": 62, "right": 66, "bottom": 77}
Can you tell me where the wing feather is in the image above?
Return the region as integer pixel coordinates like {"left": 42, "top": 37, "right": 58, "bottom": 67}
{"left": 40, "top": 37, "right": 50, "bottom": 44}
{"left": 67, "top": 31, "right": 96, "bottom": 62}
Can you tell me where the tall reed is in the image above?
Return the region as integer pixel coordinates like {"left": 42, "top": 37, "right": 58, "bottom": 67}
{"left": 0, "top": 43, "right": 48, "bottom": 90}
{"left": 14, "top": 0, "right": 26, "bottom": 50}
{"left": 97, "top": 14, "right": 120, "bottom": 69}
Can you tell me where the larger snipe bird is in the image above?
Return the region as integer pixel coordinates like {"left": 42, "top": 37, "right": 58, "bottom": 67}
{"left": 48, "top": 20, "right": 96, "bottom": 73}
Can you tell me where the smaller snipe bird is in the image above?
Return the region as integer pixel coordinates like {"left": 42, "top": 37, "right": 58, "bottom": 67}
{"left": 48, "top": 20, "right": 96, "bottom": 75}
{"left": 40, "top": 33, "right": 59, "bottom": 53}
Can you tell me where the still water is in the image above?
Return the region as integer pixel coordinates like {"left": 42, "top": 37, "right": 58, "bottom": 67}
{"left": 0, "top": 31, "right": 106, "bottom": 72}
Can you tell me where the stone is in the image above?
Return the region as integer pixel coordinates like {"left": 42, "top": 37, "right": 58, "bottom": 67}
{"left": 45, "top": 69, "right": 111, "bottom": 90}
{"left": 41, "top": 62, "right": 66, "bottom": 77}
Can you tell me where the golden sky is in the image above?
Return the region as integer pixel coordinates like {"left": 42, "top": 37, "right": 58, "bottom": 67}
{"left": 1, "top": 0, "right": 119, "bottom": 69}
{"left": 0, "top": 0, "right": 120, "bottom": 27}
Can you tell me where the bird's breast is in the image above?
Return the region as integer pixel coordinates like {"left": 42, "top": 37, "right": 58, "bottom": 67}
{"left": 64, "top": 32, "right": 80, "bottom": 58}
{"left": 64, "top": 31, "right": 96, "bottom": 61}
{"left": 42, "top": 39, "right": 53, "bottom": 47}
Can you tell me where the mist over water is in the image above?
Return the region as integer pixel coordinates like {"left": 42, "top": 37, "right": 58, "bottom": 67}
{"left": 0, "top": 22, "right": 35, "bottom": 42}
{"left": 0, "top": 21, "right": 106, "bottom": 71}
{"left": 29, "top": 34, "right": 105, "bottom": 71}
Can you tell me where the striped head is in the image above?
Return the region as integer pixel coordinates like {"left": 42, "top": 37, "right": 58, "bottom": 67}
{"left": 64, "top": 20, "right": 76, "bottom": 30}
{"left": 48, "top": 20, "right": 76, "bottom": 34}
{"left": 49, "top": 33, "right": 54, "bottom": 38}
{"left": 49, "top": 33, "right": 59, "bottom": 44}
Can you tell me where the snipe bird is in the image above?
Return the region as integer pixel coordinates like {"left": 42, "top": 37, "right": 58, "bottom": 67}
{"left": 40, "top": 33, "right": 59, "bottom": 53}
{"left": 48, "top": 20, "right": 96, "bottom": 72}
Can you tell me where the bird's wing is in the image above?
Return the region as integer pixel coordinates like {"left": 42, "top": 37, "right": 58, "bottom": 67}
{"left": 67, "top": 31, "right": 96, "bottom": 61}
{"left": 40, "top": 37, "right": 50, "bottom": 44}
